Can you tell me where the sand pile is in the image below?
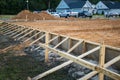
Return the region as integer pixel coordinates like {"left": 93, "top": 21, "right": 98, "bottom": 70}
{"left": 13, "top": 10, "right": 61, "bottom": 21}
{"left": 13, "top": 10, "right": 43, "bottom": 21}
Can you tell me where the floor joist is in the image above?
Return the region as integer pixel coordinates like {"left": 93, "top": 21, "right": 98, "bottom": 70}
{"left": 12, "top": 28, "right": 30, "bottom": 38}
{"left": 8, "top": 28, "right": 26, "bottom": 37}
{"left": 53, "top": 37, "right": 69, "bottom": 49}
{"left": 32, "top": 46, "right": 101, "bottom": 80}
{"left": 4, "top": 26, "right": 22, "bottom": 35}
{"left": 1, "top": 22, "right": 120, "bottom": 80}
{"left": 17, "top": 29, "right": 35, "bottom": 40}
{"left": 67, "top": 40, "right": 83, "bottom": 53}
{"left": 29, "top": 34, "right": 45, "bottom": 46}
{"left": 23, "top": 32, "right": 41, "bottom": 43}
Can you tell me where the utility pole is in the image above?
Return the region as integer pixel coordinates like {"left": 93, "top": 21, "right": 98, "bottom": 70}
{"left": 48, "top": 0, "right": 51, "bottom": 9}
{"left": 26, "top": 0, "right": 29, "bottom": 10}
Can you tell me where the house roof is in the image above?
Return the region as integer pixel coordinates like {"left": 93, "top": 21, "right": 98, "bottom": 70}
{"left": 64, "top": 0, "right": 87, "bottom": 8}
{"left": 102, "top": 1, "right": 120, "bottom": 9}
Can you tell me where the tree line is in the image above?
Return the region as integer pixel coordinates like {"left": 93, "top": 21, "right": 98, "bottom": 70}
{"left": 0, "top": 0, "right": 120, "bottom": 15}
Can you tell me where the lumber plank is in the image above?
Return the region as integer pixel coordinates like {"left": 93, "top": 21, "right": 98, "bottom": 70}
{"left": 104, "top": 55, "right": 120, "bottom": 68}
{"left": 12, "top": 28, "right": 30, "bottom": 38}
{"left": 98, "top": 67, "right": 120, "bottom": 80}
{"left": 45, "top": 32, "right": 50, "bottom": 62}
{"left": 32, "top": 46, "right": 100, "bottom": 80}
{"left": 106, "top": 45, "right": 120, "bottom": 51}
{"left": 77, "top": 71, "right": 98, "bottom": 80}
{"left": 67, "top": 40, "right": 83, "bottom": 53}
{"left": 78, "top": 55, "right": 120, "bottom": 80}
{"left": 0, "top": 23, "right": 11, "bottom": 30}
{"left": 23, "top": 32, "right": 41, "bottom": 43}
{"left": 47, "top": 43, "right": 120, "bottom": 80}
{"left": 8, "top": 28, "right": 25, "bottom": 36}
{"left": 17, "top": 29, "right": 35, "bottom": 40}
{"left": 29, "top": 34, "right": 45, "bottom": 46}
{"left": 4, "top": 27, "right": 22, "bottom": 35}
{"left": 53, "top": 37, "right": 69, "bottom": 49}
{"left": 48, "top": 35, "right": 59, "bottom": 44}
{"left": 0, "top": 24, "right": 15, "bottom": 32}
{"left": 99, "top": 45, "right": 105, "bottom": 80}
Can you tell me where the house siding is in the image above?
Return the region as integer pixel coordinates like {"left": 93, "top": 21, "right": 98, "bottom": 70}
{"left": 56, "top": 0, "right": 69, "bottom": 12}
{"left": 56, "top": 0, "right": 93, "bottom": 13}
{"left": 110, "top": 9, "right": 120, "bottom": 13}
{"left": 70, "top": 8, "right": 82, "bottom": 12}
{"left": 83, "top": 1, "right": 92, "bottom": 12}
{"left": 96, "top": 1, "right": 109, "bottom": 14}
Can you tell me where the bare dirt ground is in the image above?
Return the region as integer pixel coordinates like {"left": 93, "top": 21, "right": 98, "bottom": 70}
{"left": 13, "top": 19, "right": 120, "bottom": 47}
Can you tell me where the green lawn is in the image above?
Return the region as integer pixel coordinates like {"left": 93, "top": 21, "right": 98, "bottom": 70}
{"left": 0, "top": 15, "right": 15, "bottom": 20}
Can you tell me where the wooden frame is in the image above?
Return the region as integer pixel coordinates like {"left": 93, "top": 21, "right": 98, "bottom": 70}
{"left": 4, "top": 26, "right": 22, "bottom": 35}
{"left": 8, "top": 28, "right": 26, "bottom": 37}
{"left": 53, "top": 37, "right": 69, "bottom": 49}
{"left": 1, "top": 22, "right": 120, "bottom": 80}
{"left": 23, "top": 32, "right": 41, "bottom": 43}
{"left": 12, "top": 28, "right": 30, "bottom": 38}
{"left": 17, "top": 29, "right": 35, "bottom": 40}
{"left": 29, "top": 34, "right": 45, "bottom": 46}
{"left": 0, "top": 24, "right": 16, "bottom": 32}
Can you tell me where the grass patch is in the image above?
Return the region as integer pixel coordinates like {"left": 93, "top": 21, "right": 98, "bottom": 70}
{"left": 0, "top": 15, "right": 15, "bottom": 20}
{"left": 0, "top": 51, "right": 75, "bottom": 80}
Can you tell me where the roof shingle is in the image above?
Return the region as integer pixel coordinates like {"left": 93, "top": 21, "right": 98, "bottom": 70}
{"left": 102, "top": 1, "right": 120, "bottom": 9}
{"left": 64, "top": 0, "right": 87, "bottom": 8}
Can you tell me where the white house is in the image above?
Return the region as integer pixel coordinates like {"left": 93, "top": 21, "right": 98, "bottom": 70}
{"left": 96, "top": 1, "right": 120, "bottom": 14}
{"left": 56, "top": 0, "right": 93, "bottom": 13}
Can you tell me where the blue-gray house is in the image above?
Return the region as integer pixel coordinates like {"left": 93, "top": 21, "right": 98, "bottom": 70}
{"left": 96, "top": 1, "right": 120, "bottom": 14}
{"left": 56, "top": 0, "right": 93, "bottom": 13}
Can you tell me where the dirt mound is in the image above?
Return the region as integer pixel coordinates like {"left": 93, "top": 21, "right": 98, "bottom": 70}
{"left": 13, "top": 10, "right": 43, "bottom": 21}
{"left": 13, "top": 10, "right": 62, "bottom": 21}
{"left": 38, "top": 11, "right": 59, "bottom": 20}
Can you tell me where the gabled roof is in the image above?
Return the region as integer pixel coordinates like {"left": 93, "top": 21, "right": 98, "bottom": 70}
{"left": 64, "top": 0, "right": 87, "bottom": 8}
{"left": 102, "top": 1, "right": 120, "bottom": 9}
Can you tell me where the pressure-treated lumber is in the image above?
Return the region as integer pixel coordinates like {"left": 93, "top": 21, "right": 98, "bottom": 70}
{"left": 78, "top": 55, "right": 120, "bottom": 80}
{"left": 48, "top": 35, "right": 59, "bottom": 44}
{"left": 0, "top": 45, "right": 15, "bottom": 53}
{"left": 0, "top": 24, "right": 12, "bottom": 31}
{"left": 13, "top": 28, "right": 30, "bottom": 38}
{"left": 67, "top": 40, "right": 83, "bottom": 53}
{"left": 68, "top": 38, "right": 72, "bottom": 50}
{"left": 0, "top": 23, "right": 12, "bottom": 29}
{"left": 8, "top": 28, "right": 26, "bottom": 36}
{"left": 4, "top": 27, "right": 22, "bottom": 35}
{"left": 42, "top": 43, "right": 120, "bottom": 80}
{"left": 17, "top": 29, "right": 35, "bottom": 40}
{"left": 23, "top": 32, "right": 41, "bottom": 43}
{"left": 77, "top": 71, "right": 98, "bottom": 80}
{"left": 1, "top": 22, "right": 120, "bottom": 80}
{"left": 45, "top": 32, "right": 50, "bottom": 62}
{"left": 99, "top": 45, "right": 105, "bottom": 80}
{"left": 32, "top": 46, "right": 100, "bottom": 80}
{"left": 98, "top": 67, "right": 120, "bottom": 80}
{"left": 29, "top": 34, "right": 45, "bottom": 46}
{"left": 0, "top": 23, "right": 9, "bottom": 29}
{"left": 53, "top": 37, "right": 69, "bottom": 49}
{"left": 104, "top": 55, "right": 120, "bottom": 67}
{"left": 106, "top": 45, "right": 120, "bottom": 51}
{"left": 0, "top": 24, "right": 16, "bottom": 33}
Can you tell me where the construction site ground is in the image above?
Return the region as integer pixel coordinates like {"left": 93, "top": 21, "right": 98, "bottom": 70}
{"left": 0, "top": 34, "right": 75, "bottom": 80}
{"left": 13, "top": 19, "right": 120, "bottom": 48}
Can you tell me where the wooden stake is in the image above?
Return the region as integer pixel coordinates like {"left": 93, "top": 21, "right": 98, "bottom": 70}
{"left": 99, "top": 44, "right": 105, "bottom": 80}
{"left": 45, "top": 32, "right": 49, "bottom": 62}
